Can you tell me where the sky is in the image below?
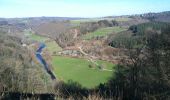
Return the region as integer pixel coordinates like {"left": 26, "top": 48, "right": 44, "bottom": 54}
{"left": 0, "top": 0, "right": 170, "bottom": 18}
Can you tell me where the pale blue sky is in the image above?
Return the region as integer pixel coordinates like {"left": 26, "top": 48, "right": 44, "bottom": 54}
{"left": 0, "top": 0, "right": 170, "bottom": 18}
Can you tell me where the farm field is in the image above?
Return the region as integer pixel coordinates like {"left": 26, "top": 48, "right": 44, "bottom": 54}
{"left": 24, "top": 30, "right": 48, "bottom": 42}
{"left": 45, "top": 41, "right": 62, "bottom": 54}
{"left": 70, "top": 17, "right": 132, "bottom": 25}
{"left": 30, "top": 34, "right": 48, "bottom": 42}
{"left": 24, "top": 31, "right": 62, "bottom": 54}
{"left": 83, "top": 26, "right": 127, "bottom": 39}
{"left": 52, "top": 56, "right": 115, "bottom": 88}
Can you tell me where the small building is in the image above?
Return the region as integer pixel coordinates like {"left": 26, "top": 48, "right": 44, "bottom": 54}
{"left": 60, "top": 46, "right": 82, "bottom": 57}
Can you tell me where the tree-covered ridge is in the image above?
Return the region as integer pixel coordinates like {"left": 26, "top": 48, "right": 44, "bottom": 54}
{"left": 108, "top": 22, "right": 170, "bottom": 49}
{"left": 129, "top": 22, "right": 170, "bottom": 35}
{"left": 0, "top": 33, "right": 52, "bottom": 94}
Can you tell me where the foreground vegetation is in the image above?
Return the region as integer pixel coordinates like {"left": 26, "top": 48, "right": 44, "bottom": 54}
{"left": 0, "top": 32, "right": 53, "bottom": 94}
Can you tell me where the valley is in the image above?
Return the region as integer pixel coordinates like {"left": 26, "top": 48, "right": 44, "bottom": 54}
{"left": 0, "top": 10, "right": 170, "bottom": 99}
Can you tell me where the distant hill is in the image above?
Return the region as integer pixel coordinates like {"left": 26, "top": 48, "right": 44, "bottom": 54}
{"left": 0, "top": 11, "right": 170, "bottom": 35}
{"left": 0, "top": 17, "right": 82, "bottom": 34}
{"left": 103, "top": 11, "right": 170, "bottom": 23}
{"left": 138, "top": 11, "right": 170, "bottom": 22}
{"left": 32, "top": 21, "right": 71, "bottom": 37}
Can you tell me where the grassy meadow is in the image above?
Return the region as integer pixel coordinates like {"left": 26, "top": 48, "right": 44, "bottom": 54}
{"left": 83, "top": 26, "right": 127, "bottom": 39}
{"left": 52, "top": 56, "right": 114, "bottom": 88}
{"left": 70, "top": 17, "right": 132, "bottom": 26}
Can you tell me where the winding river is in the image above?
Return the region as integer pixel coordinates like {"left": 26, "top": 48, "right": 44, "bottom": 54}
{"left": 36, "top": 43, "right": 56, "bottom": 80}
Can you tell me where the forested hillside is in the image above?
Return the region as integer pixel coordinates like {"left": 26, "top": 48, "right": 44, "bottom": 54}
{"left": 0, "top": 32, "right": 53, "bottom": 94}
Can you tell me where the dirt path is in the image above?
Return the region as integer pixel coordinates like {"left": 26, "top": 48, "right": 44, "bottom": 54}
{"left": 78, "top": 46, "right": 99, "bottom": 65}
{"left": 78, "top": 46, "right": 113, "bottom": 71}
{"left": 73, "top": 29, "right": 78, "bottom": 38}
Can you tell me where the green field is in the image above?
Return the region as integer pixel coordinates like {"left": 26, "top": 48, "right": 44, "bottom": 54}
{"left": 45, "top": 41, "right": 62, "bottom": 54}
{"left": 24, "top": 30, "right": 48, "bottom": 42}
{"left": 114, "top": 17, "right": 132, "bottom": 22}
{"left": 83, "top": 26, "right": 127, "bottom": 40}
{"left": 24, "top": 31, "right": 62, "bottom": 54}
{"left": 70, "top": 17, "right": 132, "bottom": 26}
{"left": 30, "top": 34, "right": 48, "bottom": 42}
{"left": 52, "top": 56, "right": 114, "bottom": 88}
{"left": 70, "top": 18, "right": 99, "bottom": 24}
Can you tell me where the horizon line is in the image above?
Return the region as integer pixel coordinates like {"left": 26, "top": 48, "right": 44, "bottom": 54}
{"left": 0, "top": 10, "right": 169, "bottom": 19}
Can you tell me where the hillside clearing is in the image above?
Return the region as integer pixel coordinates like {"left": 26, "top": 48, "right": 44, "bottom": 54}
{"left": 83, "top": 26, "right": 127, "bottom": 40}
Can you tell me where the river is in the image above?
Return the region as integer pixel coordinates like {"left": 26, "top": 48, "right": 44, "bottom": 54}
{"left": 36, "top": 43, "right": 56, "bottom": 80}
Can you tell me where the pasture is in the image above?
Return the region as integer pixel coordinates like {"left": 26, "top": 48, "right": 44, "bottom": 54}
{"left": 83, "top": 26, "right": 127, "bottom": 40}
{"left": 52, "top": 56, "right": 115, "bottom": 88}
